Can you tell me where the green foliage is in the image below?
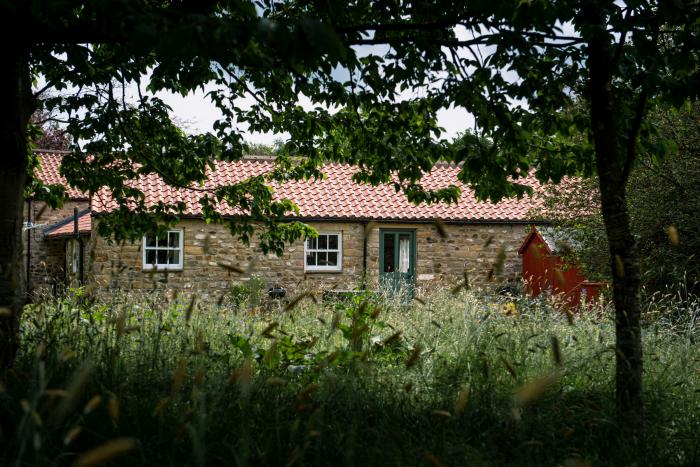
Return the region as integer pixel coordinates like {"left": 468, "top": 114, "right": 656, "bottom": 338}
{"left": 228, "top": 283, "right": 251, "bottom": 310}
{"left": 628, "top": 104, "right": 700, "bottom": 291}
{"left": 2, "top": 289, "right": 698, "bottom": 466}
{"left": 228, "top": 276, "right": 267, "bottom": 311}
{"left": 537, "top": 103, "right": 700, "bottom": 293}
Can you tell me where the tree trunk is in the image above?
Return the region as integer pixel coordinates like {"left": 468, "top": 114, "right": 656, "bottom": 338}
{"left": 586, "top": 4, "right": 644, "bottom": 430}
{"left": 598, "top": 170, "right": 643, "bottom": 427}
{"left": 0, "top": 45, "right": 33, "bottom": 371}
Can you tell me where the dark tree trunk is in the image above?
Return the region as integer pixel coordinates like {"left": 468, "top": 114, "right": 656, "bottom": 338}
{"left": 0, "top": 44, "right": 34, "bottom": 371}
{"left": 586, "top": 4, "right": 644, "bottom": 430}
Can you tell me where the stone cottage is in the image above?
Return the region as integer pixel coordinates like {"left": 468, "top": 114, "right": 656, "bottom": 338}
{"left": 24, "top": 151, "right": 90, "bottom": 298}
{"left": 28, "top": 152, "right": 546, "bottom": 300}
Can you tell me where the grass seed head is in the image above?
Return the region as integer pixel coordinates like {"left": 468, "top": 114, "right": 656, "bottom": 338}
{"left": 64, "top": 426, "right": 82, "bottom": 446}
{"left": 514, "top": 372, "right": 560, "bottom": 406}
{"left": 454, "top": 385, "right": 470, "bottom": 414}
{"left": 108, "top": 397, "right": 119, "bottom": 423}
{"left": 381, "top": 331, "right": 403, "bottom": 347}
{"left": 265, "top": 377, "right": 286, "bottom": 386}
{"left": 433, "top": 217, "right": 449, "bottom": 239}
{"left": 423, "top": 452, "right": 444, "bottom": 467}
{"left": 565, "top": 308, "right": 575, "bottom": 325}
{"left": 284, "top": 292, "right": 312, "bottom": 311}
{"left": 555, "top": 268, "right": 566, "bottom": 287}
{"left": 614, "top": 255, "right": 625, "bottom": 278}
{"left": 172, "top": 359, "right": 188, "bottom": 394}
{"left": 551, "top": 335, "right": 562, "bottom": 365}
{"left": 216, "top": 261, "right": 244, "bottom": 274}
{"left": 55, "top": 359, "right": 94, "bottom": 424}
{"left": 668, "top": 225, "right": 680, "bottom": 245}
{"left": 20, "top": 399, "right": 31, "bottom": 412}
{"left": 45, "top": 388, "right": 69, "bottom": 398}
{"left": 185, "top": 295, "right": 197, "bottom": 322}
{"left": 406, "top": 345, "right": 423, "bottom": 368}
{"left": 493, "top": 246, "right": 506, "bottom": 276}
{"left": 152, "top": 397, "right": 170, "bottom": 416}
{"left": 83, "top": 395, "right": 103, "bottom": 415}
{"left": 500, "top": 357, "right": 517, "bottom": 379}
{"left": 261, "top": 321, "right": 279, "bottom": 338}
{"left": 75, "top": 437, "right": 138, "bottom": 467}
{"left": 331, "top": 311, "right": 342, "bottom": 330}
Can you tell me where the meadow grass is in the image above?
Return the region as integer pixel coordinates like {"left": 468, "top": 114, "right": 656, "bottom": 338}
{"left": 1, "top": 287, "right": 699, "bottom": 466}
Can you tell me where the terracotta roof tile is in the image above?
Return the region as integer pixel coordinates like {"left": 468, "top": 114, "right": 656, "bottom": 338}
{"left": 93, "top": 159, "right": 544, "bottom": 222}
{"left": 34, "top": 152, "right": 88, "bottom": 200}
{"left": 44, "top": 209, "right": 92, "bottom": 238}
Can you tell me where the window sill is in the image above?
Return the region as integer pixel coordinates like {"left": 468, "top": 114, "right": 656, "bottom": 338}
{"left": 142, "top": 267, "right": 184, "bottom": 273}
{"left": 304, "top": 269, "right": 344, "bottom": 274}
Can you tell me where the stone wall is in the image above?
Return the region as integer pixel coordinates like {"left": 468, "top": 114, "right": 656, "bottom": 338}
{"left": 23, "top": 199, "right": 89, "bottom": 298}
{"left": 87, "top": 218, "right": 529, "bottom": 300}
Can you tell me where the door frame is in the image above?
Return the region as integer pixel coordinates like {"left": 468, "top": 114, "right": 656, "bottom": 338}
{"left": 379, "top": 228, "right": 417, "bottom": 289}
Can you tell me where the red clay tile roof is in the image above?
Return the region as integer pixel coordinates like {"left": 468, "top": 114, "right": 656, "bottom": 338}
{"left": 35, "top": 151, "right": 89, "bottom": 200}
{"left": 44, "top": 209, "right": 92, "bottom": 238}
{"left": 92, "top": 158, "right": 544, "bottom": 223}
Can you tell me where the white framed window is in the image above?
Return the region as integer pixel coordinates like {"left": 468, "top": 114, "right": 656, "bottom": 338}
{"left": 304, "top": 232, "right": 342, "bottom": 272}
{"left": 142, "top": 229, "right": 184, "bottom": 270}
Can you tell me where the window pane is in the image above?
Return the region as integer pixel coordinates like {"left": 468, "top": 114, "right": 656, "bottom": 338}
{"left": 327, "top": 252, "right": 338, "bottom": 266}
{"left": 317, "top": 252, "right": 328, "bottom": 265}
{"left": 146, "top": 250, "right": 156, "bottom": 265}
{"left": 329, "top": 235, "right": 338, "bottom": 250}
{"left": 318, "top": 235, "right": 327, "bottom": 249}
{"left": 157, "top": 250, "right": 168, "bottom": 265}
{"left": 168, "top": 231, "right": 179, "bottom": 247}
{"left": 306, "top": 253, "right": 316, "bottom": 266}
{"left": 383, "top": 234, "right": 395, "bottom": 272}
{"left": 146, "top": 236, "right": 157, "bottom": 248}
{"left": 308, "top": 237, "right": 317, "bottom": 250}
{"left": 168, "top": 250, "right": 180, "bottom": 265}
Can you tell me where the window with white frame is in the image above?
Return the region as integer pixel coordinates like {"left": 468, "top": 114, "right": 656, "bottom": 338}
{"left": 142, "top": 229, "right": 184, "bottom": 270}
{"left": 304, "top": 232, "right": 342, "bottom": 272}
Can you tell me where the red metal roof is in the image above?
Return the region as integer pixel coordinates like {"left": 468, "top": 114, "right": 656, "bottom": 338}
{"left": 34, "top": 152, "right": 89, "bottom": 200}
{"left": 44, "top": 209, "right": 92, "bottom": 238}
{"left": 92, "top": 158, "right": 544, "bottom": 222}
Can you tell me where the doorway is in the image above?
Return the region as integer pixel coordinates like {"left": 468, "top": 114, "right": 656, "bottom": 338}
{"left": 379, "top": 229, "right": 416, "bottom": 299}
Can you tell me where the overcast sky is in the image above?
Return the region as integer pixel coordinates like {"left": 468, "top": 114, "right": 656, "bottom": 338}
{"left": 156, "top": 88, "right": 474, "bottom": 146}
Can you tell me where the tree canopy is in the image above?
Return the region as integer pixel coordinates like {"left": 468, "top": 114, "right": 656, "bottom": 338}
{"left": 2, "top": 0, "right": 700, "bottom": 428}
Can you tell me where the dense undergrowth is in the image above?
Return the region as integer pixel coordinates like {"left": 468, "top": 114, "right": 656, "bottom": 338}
{"left": 1, "top": 287, "right": 699, "bottom": 466}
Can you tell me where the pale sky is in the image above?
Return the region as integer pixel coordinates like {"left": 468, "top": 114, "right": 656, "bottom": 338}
{"left": 155, "top": 88, "right": 474, "bottom": 145}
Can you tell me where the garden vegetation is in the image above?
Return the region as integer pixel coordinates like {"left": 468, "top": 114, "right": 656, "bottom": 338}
{"left": 2, "top": 287, "right": 698, "bottom": 466}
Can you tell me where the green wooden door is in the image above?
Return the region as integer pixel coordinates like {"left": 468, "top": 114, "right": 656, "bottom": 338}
{"left": 379, "top": 230, "right": 416, "bottom": 299}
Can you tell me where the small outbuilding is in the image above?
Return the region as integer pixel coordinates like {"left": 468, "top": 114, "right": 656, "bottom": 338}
{"left": 518, "top": 227, "right": 604, "bottom": 308}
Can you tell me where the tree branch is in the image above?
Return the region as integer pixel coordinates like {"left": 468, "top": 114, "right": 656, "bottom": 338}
{"left": 622, "top": 87, "right": 648, "bottom": 182}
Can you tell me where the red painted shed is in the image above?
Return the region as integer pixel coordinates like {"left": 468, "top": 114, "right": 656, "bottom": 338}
{"left": 518, "top": 227, "right": 604, "bottom": 308}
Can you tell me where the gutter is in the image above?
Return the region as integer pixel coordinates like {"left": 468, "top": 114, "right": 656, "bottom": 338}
{"left": 90, "top": 210, "right": 549, "bottom": 226}
{"left": 42, "top": 207, "right": 92, "bottom": 238}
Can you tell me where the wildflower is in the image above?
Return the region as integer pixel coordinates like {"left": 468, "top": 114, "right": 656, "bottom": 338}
{"left": 503, "top": 302, "right": 518, "bottom": 317}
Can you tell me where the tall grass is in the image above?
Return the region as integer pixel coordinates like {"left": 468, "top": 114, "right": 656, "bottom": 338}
{"left": 1, "top": 288, "right": 699, "bottom": 466}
